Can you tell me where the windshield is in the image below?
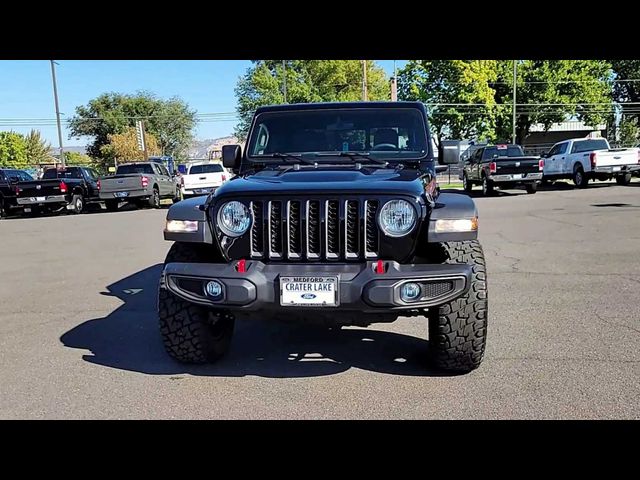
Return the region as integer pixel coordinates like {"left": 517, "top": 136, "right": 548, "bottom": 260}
{"left": 43, "top": 168, "right": 82, "bottom": 179}
{"left": 189, "top": 164, "right": 224, "bottom": 174}
{"left": 247, "top": 108, "right": 429, "bottom": 161}
{"left": 116, "top": 164, "right": 154, "bottom": 175}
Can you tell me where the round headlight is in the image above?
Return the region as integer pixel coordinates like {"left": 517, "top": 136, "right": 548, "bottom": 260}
{"left": 378, "top": 199, "right": 417, "bottom": 237}
{"left": 218, "top": 201, "right": 251, "bottom": 237}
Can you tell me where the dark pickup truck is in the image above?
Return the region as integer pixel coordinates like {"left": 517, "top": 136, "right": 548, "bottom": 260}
{"left": 0, "top": 168, "right": 34, "bottom": 218}
{"left": 15, "top": 166, "right": 101, "bottom": 215}
{"left": 461, "top": 144, "right": 543, "bottom": 195}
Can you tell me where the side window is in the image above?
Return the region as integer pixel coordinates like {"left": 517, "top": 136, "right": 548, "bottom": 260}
{"left": 547, "top": 145, "right": 559, "bottom": 157}
{"left": 152, "top": 163, "right": 162, "bottom": 175}
{"left": 160, "top": 164, "right": 170, "bottom": 177}
{"left": 570, "top": 141, "right": 582, "bottom": 154}
{"left": 0, "top": 171, "right": 6, "bottom": 182}
{"left": 20, "top": 171, "right": 33, "bottom": 181}
{"left": 557, "top": 143, "right": 568, "bottom": 155}
{"left": 473, "top": 149, "right": 483, "bottom": 162}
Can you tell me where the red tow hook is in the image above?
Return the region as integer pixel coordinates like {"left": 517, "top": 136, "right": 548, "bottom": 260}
{"left": 236, "top": 259, "right": 247, "bottom": 273}
{"left": 375, "top": 259, "right": 386, "bottom": 274}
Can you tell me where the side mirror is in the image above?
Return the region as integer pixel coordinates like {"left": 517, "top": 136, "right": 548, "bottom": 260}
{"left": 222, "top": 144, "right": 242, "bottom": 171}
{"left": 438, "top": 140, "right": 461, "bottom": 165}
{"left": 540, "top": 152, "right": 548, "bottom": 158}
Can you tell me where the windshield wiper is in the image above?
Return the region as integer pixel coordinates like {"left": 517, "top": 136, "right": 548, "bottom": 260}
{"left": 258, "top": 153, "right": 317, "bottom": 165}
{"left": 315, "top": 152, "right": 389, "bottom": 166}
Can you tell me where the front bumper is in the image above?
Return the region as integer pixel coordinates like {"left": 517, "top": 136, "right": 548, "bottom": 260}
{"left": 161, "top": 260, "right": 472, "bottom": 313}
{"left": 16, "top": 194, "right": 69, "bottom": 206}
{"left": 489, "top": 172, "right": 542, "bottom": 183}
{"left": 594, "top": 165, "right": 640, "bottom": 174}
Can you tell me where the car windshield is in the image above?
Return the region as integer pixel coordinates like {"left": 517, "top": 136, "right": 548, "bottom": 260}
{"left": 43, "top": 168, "right": 82, "bottom": 179}
{"left": 247, "top": 107, "right": 429, "bottom": 162}
{"left": 189, "top": 164, "right": 224, "bottom": 174}
{"left": 116, "top": 164, "right": 154, "bottom": 175}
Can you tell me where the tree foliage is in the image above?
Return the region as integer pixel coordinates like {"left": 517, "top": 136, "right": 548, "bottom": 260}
{"left": 68, "top": 91, "right": 195, "bottom": 161}
{"left": 0, "top": 132, "right": 28, "bottom": 168}
{"left": 100, "top": 127, "right": 161, "bottom": 164}
{"left": 24, "top": 129, "right": 52, "bottom": 165}
{"left": 63, "top": 151, "right": 94, "bottom": 166}
{"left": 234, "top": 60, "right": 390, "bottom": 140}
{"left": 398, "top": 60, "right": 499, "bottom": 144}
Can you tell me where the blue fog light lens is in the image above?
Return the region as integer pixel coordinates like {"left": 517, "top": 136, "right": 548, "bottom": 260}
{"left": 401, "top": 282, "right": 421, "bottom": 302}
{"left": 205, "top": 281, "right": 223, "bottom": 298}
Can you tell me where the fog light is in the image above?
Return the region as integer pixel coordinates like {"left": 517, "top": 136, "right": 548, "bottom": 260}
{"left": 401, "top": 282, "right": 422, "bottom": 302}
{"left": 205, "top": 280, "right": 223, "bottom": 298}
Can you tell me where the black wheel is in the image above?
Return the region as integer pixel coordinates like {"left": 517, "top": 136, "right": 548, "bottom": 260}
{"left": 481, "top": 175, "right": 494, "bottom": 196}
{"left": 158, "top": 243, "right": 235, "bottom": 364}
{"left": 148, "top": 187, "right": 160, "bottom": 209}
{"left": 105, "top": 200, "right": 119, "bottom": 212}
{"left": 71, "top": 194, "right": 84, "bottom": 214}
{"left": 0, "top": 197, "right": 6, "bottom": 219}
{"left": 172, "top": 187, "right": 182, "bottom": 204}
{"left": 462, "top": 173, "right": 473, "bottom": 193}
{"left": 615, "top": 173, "right": 632, "bottom": 185}
{"left": 525, "top": 182, "right": 537, "bottom": 194}
{"left": 428, "top": 241, "right": 488, "bottom": 372}
{"left": 573, "top": 166, "right": 588, "bottom": 188}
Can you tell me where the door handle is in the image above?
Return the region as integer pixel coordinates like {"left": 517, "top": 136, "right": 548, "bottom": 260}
{"left": 561, "top": 157, "right": 565, "bottom": 159}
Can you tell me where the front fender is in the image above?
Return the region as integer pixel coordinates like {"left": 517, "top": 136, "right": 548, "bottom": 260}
{"left": 164, "top": 196, "right": 214, "bottom": 244}
{"left": 427, "top": 192, "right": 478, "bottom": 243}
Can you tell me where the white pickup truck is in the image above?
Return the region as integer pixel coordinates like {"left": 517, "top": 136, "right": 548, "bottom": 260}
{"left": 180, "top": 161, "right": 228, "bottom": 198}
{"left": 541, "top": 138, "right": 639, "bottom": 187}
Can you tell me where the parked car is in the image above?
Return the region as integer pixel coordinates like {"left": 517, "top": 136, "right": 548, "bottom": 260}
{"left": 180, "top": 161, "right": 228, "bottom": 198}
{"left": 542, "top": 138, "right": 639, "bottom": 187}
{"left": 461, "top": 144, "right": 543, "bottom": 195}
{"left": 98, "top": 161, "right": 180, "bottom": 211}
{"left": 159, "top": 101, "right": 488, "bottom": 373}
{"left": 0, "top": 168, "right": 33, "bottom": 218}
{"left": 15, "top": 166, "right": 101, "bottom": 215}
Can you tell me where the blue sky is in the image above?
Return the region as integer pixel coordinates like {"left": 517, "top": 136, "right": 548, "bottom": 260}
{"left": 0, "top": 60, "right": 406, "bottom": 146}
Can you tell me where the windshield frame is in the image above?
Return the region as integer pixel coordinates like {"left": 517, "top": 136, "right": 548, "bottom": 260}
{"left": 245, "top": 106, "right": 432, "bottom": 163}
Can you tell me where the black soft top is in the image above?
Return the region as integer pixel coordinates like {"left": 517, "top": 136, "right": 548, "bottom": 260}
{"left": 254, "top": 101, "right": 427, "bottom": 114}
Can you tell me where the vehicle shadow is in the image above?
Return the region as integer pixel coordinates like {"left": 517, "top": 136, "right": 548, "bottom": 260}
{"left": 60, "top": 265, "right": 453, "bottom": 378}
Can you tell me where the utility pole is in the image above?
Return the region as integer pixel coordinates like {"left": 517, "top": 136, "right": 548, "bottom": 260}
{"left": 50, "top": 60, "right": 65, "bottom": 167}
{"left": 390, "top": 60, "right": 398, "bottom": 101}
{"left": 282, "top": 60, "right": 287, "bottom": 103}
{"left": 362, "top": 60, "right": 368, "bottom": 101}
{"left": 512, "top": 60, "right": 517, "bottom": 144}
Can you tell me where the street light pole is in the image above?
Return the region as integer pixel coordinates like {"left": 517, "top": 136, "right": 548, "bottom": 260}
{"left": 512, "top": 60, "right": 517, "bottom": 144}
{"left": 50, "top": 60, "right": 65, "bottom": 167}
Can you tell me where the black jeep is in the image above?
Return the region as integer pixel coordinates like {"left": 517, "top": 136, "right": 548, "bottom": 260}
{"left": 159, "top": 101, "right": 488, "bottom": 372}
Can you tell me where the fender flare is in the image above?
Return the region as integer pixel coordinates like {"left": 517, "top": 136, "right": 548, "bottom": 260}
{"left": 164, "top": 196, "right": 214, "bottom": 244}
{"left": 427, "top": 192, "right": 479, "bottom": 243}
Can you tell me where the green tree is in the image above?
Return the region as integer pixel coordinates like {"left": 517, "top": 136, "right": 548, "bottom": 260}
{"left": 68, "top": 91, "right": 195, "bottom": 162}
{"left": 234, "top": 60, "right": 390, "bottom": 140}
{"left": 24, "top": 130, "right": 52, "bottom": 165}
{"left": 617, "top": 116, "right": 639, "bottom": 146}
{"left": 398, "top": 60, "right": 499, "bottom": 144}
{"left": 63, "top": 151, "right": 94, "bottom": 166}
{"left": 0, "top": 132, "right": 28, "bottom": 168}
{"left": 493, "top": 60, "right": 612, "bottom": 144}
{"left": 100, "top": 127, "right": 161, "bottom": 165}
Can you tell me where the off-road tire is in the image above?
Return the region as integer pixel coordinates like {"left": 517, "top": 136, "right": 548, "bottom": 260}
{"left": 616, "top": 173, "right": 632, "bottom": 185}
{"left": 105, "top": 200, "right": 119, "bottom": 212}
{"left": 525, "top": 182, "right": 537, "bottom": 194}
{"left": 428, "top": 240, "right": 488, "bottom": 372}
{"left": 158, "top": 242, "right": 234, "bottom": 364}
{"left": 148, "top": 187, "right": 160, "bottom": 209}
{"left": 463, "top": 173, "right": 473, "bottom": 193}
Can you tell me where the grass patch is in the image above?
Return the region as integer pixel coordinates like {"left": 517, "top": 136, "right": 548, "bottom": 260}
{"left": 438, "top": 182, "right": 463, "bottom": 190}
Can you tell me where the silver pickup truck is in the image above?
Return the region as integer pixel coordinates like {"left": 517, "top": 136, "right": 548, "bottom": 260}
{"left": 99, "top": 161, "right": 181, "bottom": 211}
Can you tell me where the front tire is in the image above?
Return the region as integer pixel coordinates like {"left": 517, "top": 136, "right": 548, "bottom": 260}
{"left": 463, "top": 173, "right": 473, "bottom": 193}
{"left": 616, "top": 173, "right": 632, "bottom": 185}
{"left": 158, "top": 243, "right": 235, "bottom": 364}
{"left": 428, "top": 241, "right": 488, "bottom": 372}
{"left": 525, "top": 182, "right": 537, "bottom": 194}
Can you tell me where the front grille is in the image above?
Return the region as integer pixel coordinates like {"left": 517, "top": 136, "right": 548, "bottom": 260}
{"left": 250, "top": 198, "right": 380, "bottom": 261}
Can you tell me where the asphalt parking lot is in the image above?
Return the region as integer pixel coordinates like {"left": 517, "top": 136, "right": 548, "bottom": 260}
{"left": 1, "top": 181, "right": 639, "bottom": 419}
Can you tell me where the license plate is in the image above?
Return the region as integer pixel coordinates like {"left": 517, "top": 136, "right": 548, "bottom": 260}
{"left": 613, "top": 166, "right": 621, "bottom": 172}
{"left": 115, "top": 192, "right": 129, "bottom": 198}
{"left": 196, "top": 188, "right": 212, "bottom": 194}
{"left": 512, "top": 174, "right": 523, "bottom": 180}
{"left": 280, "top": 276, "right": 339, "bottom": 307}
{"left": 24, "top": 207, "right": 31, "bottom": 213}
{"left": 30, "top": 196, "right": 46, "bottom": 202}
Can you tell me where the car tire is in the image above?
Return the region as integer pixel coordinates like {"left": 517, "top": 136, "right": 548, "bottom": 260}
{"left": 105, "top": 200, "right": 119, "bottom": 212}
{"left": 525, "top": 182, "right": 537, "bottom": 194}
{"left": 481, "top": 175, "right": 494, "bottom": 196}
{"left": 0, "top": 197, "right": 6, "bottom": 219}
{"left": 463, "top": 173, "right": 473, "bottom": 193}
{"left": 71, "top": 194, "right": 84, "bottom": 214}
{"left": 158, "top": 242, "right": 235, "bottom": 364}
{"left": 615, "top": 173, "right": 632, "bottom": 185}
{"left": 148, "top": 188, "right": 160, "bottom": 209}
{"left": 172, "top": 187, "right": 182, "bottom": 204}
{"left": 573, "top": 166, "right": 588, "bottom": 188}
{"left": 428, "top": 240, "right": 488, "bottom": 373}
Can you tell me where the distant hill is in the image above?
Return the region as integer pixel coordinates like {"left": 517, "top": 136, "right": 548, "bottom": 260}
{"left": 187, "top": 136, "right": 239, "bottom": 159}
{"left": 48, "top": 146, "right": 88, "bottom": 156}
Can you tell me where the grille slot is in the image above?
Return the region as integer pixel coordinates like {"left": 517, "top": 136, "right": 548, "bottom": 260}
{"left": 365, "top": 200, "right": 379, "bottom": 258}
{"left": 325, "top": 200, "right": 340, "bottom": 258}
{"left": 287, "top": 200, "right": 302, "bottom": 258}
{"left": 345, "top": 200, "right": 360, "bottom": 258}
{"left": 307, "top": 200, "right": 321, "bottom": 258}
{"left": 268, "top": 200, "right": 283, "bottom": 258}
{"left": 250, "top": 201, "right": 263, "bottom": 257}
